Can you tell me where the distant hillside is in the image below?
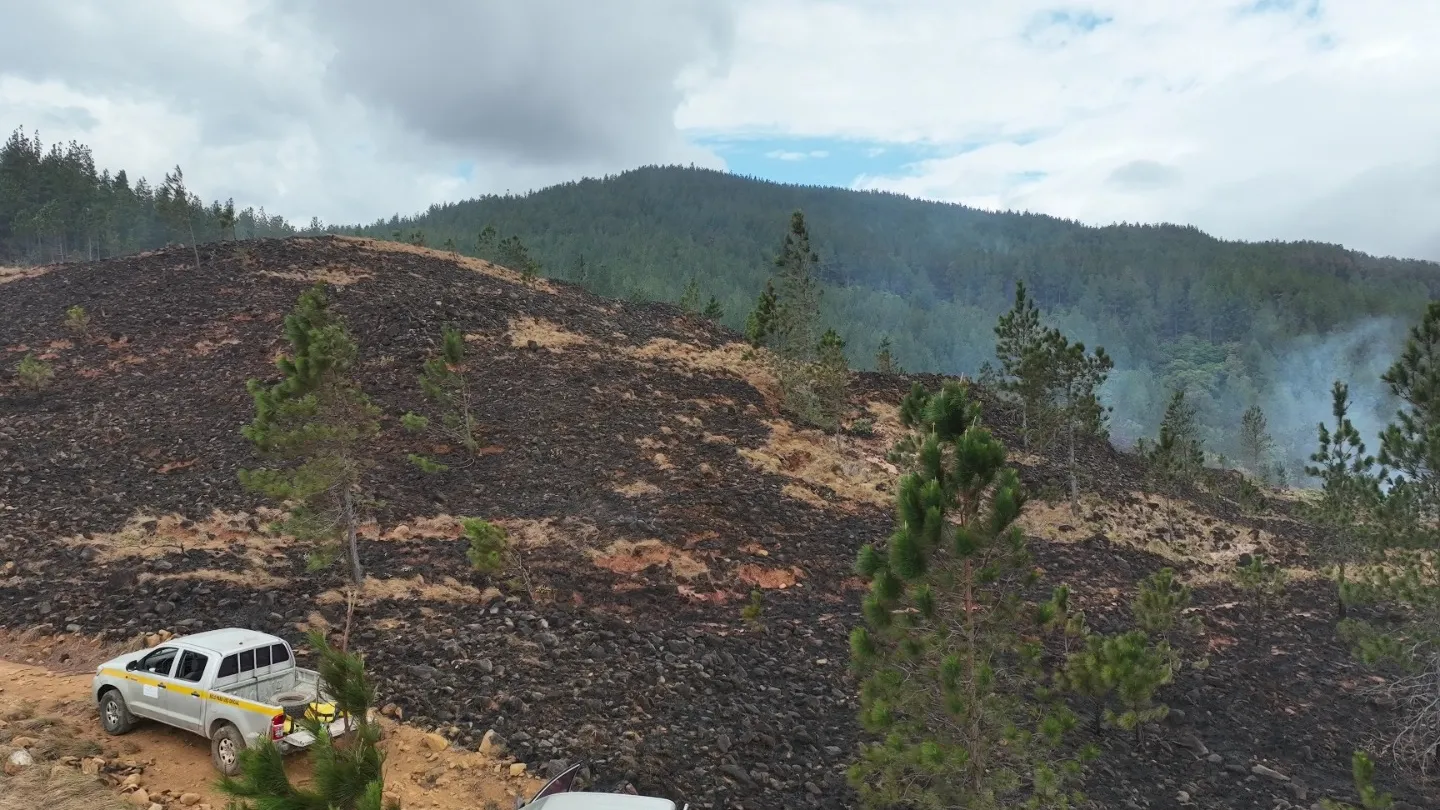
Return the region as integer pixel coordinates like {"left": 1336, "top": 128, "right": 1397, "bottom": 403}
{"left": 351, "top": 165, "right": 1440, "bottom": 473}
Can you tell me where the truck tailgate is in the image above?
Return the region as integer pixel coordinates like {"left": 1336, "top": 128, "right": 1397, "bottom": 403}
{"left": 280, "top": 715, "right": 356, "bottom": 749}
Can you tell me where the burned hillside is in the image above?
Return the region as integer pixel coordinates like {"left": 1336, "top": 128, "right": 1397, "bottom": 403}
{"left": 1, "top": 236, "right": 1433, "bottom": 809}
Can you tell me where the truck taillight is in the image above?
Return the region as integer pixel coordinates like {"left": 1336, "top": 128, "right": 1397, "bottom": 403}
{"left": 270, "top": 714, "right": 285, "bottom": 740}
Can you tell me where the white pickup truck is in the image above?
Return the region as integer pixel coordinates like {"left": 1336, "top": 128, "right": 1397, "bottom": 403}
{"left": 91, "top": 628, "right": 352, "bottom": 775}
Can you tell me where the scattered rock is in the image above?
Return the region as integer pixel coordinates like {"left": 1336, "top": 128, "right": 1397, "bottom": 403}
{"left": 422, "top": 732, "right": 449, "bottom": 752}
{"left": 509, "top": 762, "right": 528, "bottom": 778}
{"left": 179, "top": 793, "right": 203, "bottom": 806}
{"left": 1252, "top": 763, "right": 1289, "bottom": 781}
{"left": 3, "top": 749, "right": 34, "bottom": 775}
{"left": 479, "top": 729, "right": 505, "bottom": 757}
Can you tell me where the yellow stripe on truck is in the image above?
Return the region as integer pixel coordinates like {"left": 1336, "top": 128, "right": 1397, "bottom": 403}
{"left": 99, "top": 668, "right": 277, "bottom": 717}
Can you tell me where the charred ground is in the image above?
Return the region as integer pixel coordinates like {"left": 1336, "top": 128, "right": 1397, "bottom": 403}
{"left": 0, "top": 236, "right": 1432, "bottom": 809}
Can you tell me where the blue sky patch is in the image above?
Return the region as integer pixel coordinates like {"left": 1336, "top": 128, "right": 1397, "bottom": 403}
{"left": 690, "top": 136, "right": 948, "bottom": 187}
{"left": 1024, "top": 8, "right": 1115, "bottom": 45}
{"left": 1240, "top": 0, "right": 1322, "bottom": 19}
{"left": 692, "top": 135, "right": 1049, "bottom": 189}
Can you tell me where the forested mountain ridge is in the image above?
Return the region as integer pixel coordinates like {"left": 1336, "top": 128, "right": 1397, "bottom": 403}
{"left": 354, "top": 166, "right": 1440, "bottom": 473}
{"left": 4, "top": 125, "right": 1437, "bottom": 476}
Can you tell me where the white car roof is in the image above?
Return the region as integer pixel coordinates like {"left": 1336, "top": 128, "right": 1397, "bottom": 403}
{"left": 528, "top": 795, "right": 676, "bottom": 810}
{"left": 167, "top": 628, "right": 287, "bottom": 655}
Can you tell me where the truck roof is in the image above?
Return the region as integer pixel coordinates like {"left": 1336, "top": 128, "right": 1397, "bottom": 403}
{"left": 169, "top": 628, "right": 287, "bottom": 655}
{"left": 527, "top": 796, "right": 676, "bottom": 810}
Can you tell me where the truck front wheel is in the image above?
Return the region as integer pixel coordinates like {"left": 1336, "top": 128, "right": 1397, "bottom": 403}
{"left": 98, "top": 690, "right": 135, "bottom": 735}
{"left": 210, "top": 723, "right": 247, "bottom": 776}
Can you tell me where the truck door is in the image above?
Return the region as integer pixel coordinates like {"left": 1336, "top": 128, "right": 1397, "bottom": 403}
{"left": 162, "top": 649, "right": 211, "bottom": 735}
{"left": 128, "top": 646, "right": 179, "bottom": 721}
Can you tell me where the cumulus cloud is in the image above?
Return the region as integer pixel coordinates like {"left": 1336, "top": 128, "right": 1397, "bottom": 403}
{"left": 0, "top": 0, "right": 1436, "bottom": 261}
{"left": 680, "top": 0, "right": 1440, "bottom": 259}
{"left": 0, "top": 0, "right": 735, "bottom": 223}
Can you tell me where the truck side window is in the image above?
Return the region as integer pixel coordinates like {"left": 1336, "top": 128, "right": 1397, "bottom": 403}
{"left": 271, "top": 644, "right": 291, "bottom": 664}
{"left": 256, "top": 646, "right": 272, "bottom": 667}
{"left": 218, "top": 655, "right": 238, "bottom": 677}
{"left": 239, "top": 650, "right": 255, "bottom": 672}
{"left": 139, "top": 647, "right": 178, "bottom": 677}
{"left": 175, "top": 651, "right": 209, "bottom": 683}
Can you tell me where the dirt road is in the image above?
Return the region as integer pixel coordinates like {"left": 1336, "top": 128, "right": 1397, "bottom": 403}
{"left": 0, "top": 659, "right": 538, "bottom": 809}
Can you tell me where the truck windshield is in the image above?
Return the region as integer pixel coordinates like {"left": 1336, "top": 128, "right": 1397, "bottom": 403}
{"left": 138, "top": 647, "right": 177, "bottom": 676}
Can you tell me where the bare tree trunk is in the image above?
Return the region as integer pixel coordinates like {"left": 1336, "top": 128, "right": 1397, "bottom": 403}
{"left": 340, "top": 585, "right": 357, "bottom": 654}
{"left": 187, "top": 216, "right": 201, "bottom": 270}
{"left": 1337, "top": 561, "right": 1347, "bottom": 621}
{"left": 343, "top": 487, "right": 364, "bottom": 586}
{"left": 1068, "top": 416, "right": 1079, "bottom": 514}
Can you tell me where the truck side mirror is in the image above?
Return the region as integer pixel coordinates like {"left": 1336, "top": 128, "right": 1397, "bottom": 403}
{"left": 125, "top": 660, "right": 138, "bottom": 672}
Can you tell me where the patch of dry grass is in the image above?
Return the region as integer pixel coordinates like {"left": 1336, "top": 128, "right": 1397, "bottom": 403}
{"left": 0, "top": 265, "right": 52, "bottom": 285}
{"left": 136, "top": 568, "right": 288, "bottom": 589}
{"left": 739, "top": 420, "right": 894, "bottom": 510}
{"left": 319, "top": 575, "right": 482, "bottom": 605}
{"left": 0, "top": 760, "right": 123, "bottom": 810}
{"left": 495, "top": 516, "right": 598, "bottom": 550}
{"left": 66, "top": 510, "right": 287, "bottom": 566}
{"left": 781, "top": 482, "right": 830, "bottom": 509}
{"left": 260, "top": 264, "right": 373, "bottom": 285}
{"left": 1019, "top": 491, "right": 1293, "bottom": 577}
{"left": 333, "top": 235, "right": 557, "bottom": 292}
{"left": 614, "top": 480, "right": 663, "bottom": 498}
{"left": 506, "top": 316, "right": 594, "bottom": 351}
{"left": 625, "top": 339, "right": 780, "bottom": 398}
{"left": 590, "top": 539, "right": 709, "bottom": 581}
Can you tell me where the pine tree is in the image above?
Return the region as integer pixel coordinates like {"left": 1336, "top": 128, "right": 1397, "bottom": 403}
{"left": 462, "top": 518, "right": 508, "bottom": 574}
{"left": 15, "top": 352, "right": 53, "bottom": 391}
{"left": 702, "top": 296, "right": 724, "bottom": 321}
{"left": 401, "top": 326, "right": 480, "bottom": 469}
{"left": 678, "top": 277, "right": 701, "bottom": 313}
{"left": 239, "top": 285, "right": 380, "bottom": 589}
{"left": 1319, "top": 750, "right": 1394, "bottom": 809}
{"left": 1239, "top": 404, "right": 1275, "bottom": 482}
{"left": 218, "top": 199, "right": 237, "bottom": 241}
{"left": 160, "top": 166, "right": 201, "bottom": 270}
{"left": 874, "top": 335, "right": 900, "bottom": 375}
{"left": 1131, "top": 568, "right": 1200, "bottom": 646}
{"left": 475, "top": 225, "right": 497, "bottom": 257}
{"left": 772, "top": 210, "right": 822, "bottom": 365}
{"left": 1379, "top": 300, "right": 1440, "bottom": 511}
{"left": 218, "top": 630, "right": 399, "bottom": 810}
{"left": 744, "top": 280, "right": 777, "bottom": 347}
{"left": 995, "top": 281, "right": 1049, "bottom": 449}
{"left": 849, "top": 380, "right": 1087, "bottom": 809}
{"left": 1140, "top": 389, "right": 1205, "bottom": 539}
{"left": 1038, "top": 329, "right": 1113, "bottom": 512}
{"left": 810, "top": 328, "right": 850, "bottom": 433}
{"left": 497, "top": 234, "right": 539, "bottom": 278}
{"left": 1234, "top": 554, "right": 1288, "bottom": 649}
{"left": 741, "top": 589, "right": 765, "bottom": 629}
{"left": 1062, "top": 629, "right": 1175, "bottom": 742}
{"left": 1334, "top": 305, "right": 1440, "bottom": 770}
{"left": 64, "top": 304, "right": 90, "bottom": 335}
{"left": 1305, "top": 381, "right": 1380, "bottom": 620}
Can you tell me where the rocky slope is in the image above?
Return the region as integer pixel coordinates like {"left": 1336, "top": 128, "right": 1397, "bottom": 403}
{"left": 0, "top": 236, "right": 1433, "bottom": 809}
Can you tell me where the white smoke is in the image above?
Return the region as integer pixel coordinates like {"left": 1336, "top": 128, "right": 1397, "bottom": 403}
{"left": 1262, "top": 317, "right": 1406, "bottom": 483}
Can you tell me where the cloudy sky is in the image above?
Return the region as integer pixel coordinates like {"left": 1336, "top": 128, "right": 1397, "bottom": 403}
{"left": 2, "top": 0, "right": 1437, "bottom": 260}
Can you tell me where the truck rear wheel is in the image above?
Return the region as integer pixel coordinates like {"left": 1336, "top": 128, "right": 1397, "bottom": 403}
{"left": 211, "top": 723, "right": 247, "bottom": 776}
{"left": 98, "top": 690, "right": 135, "bottom": 735}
